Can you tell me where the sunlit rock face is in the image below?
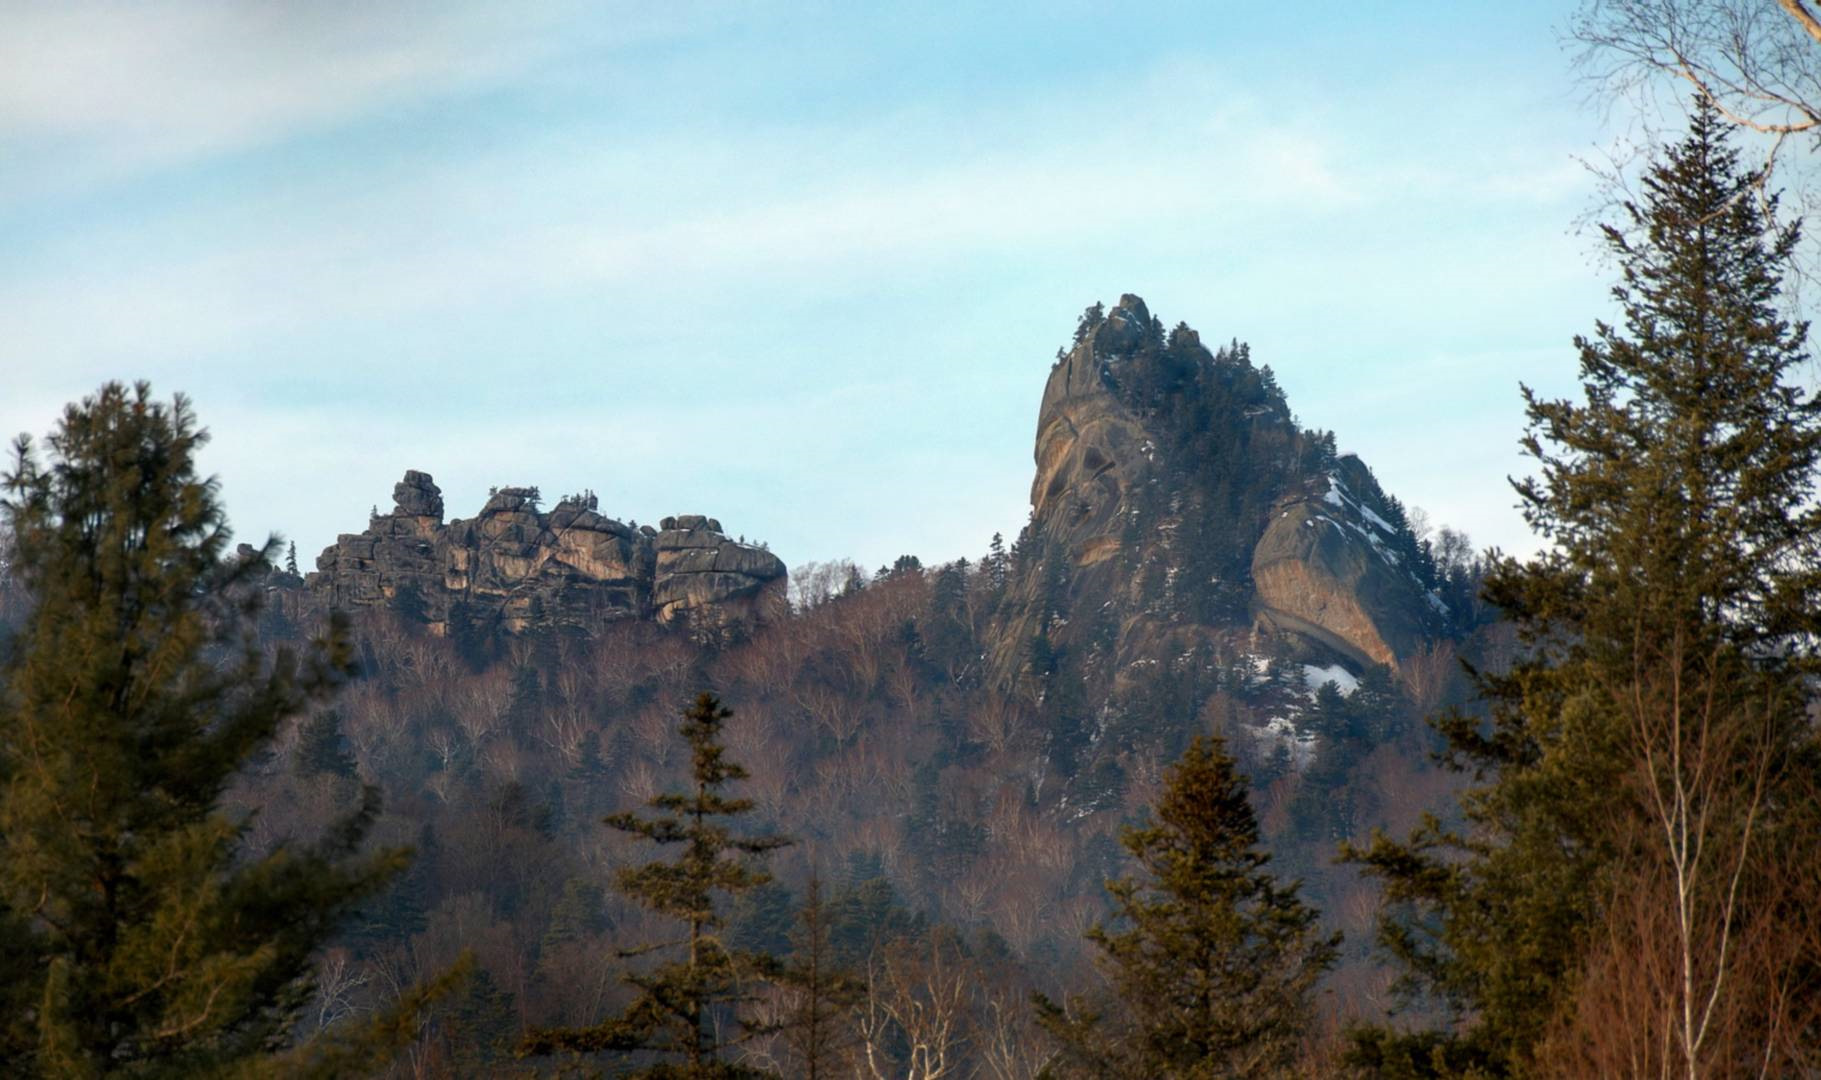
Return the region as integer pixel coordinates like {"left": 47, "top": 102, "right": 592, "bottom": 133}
{"left": 308, "top": 473, "right": 784, "bottom": 636}
{"left": 652, "top": 515, "right": 789, "bottom": 630}
{"left": 1252, "top": 456, "right": 1435, "bottom": 669}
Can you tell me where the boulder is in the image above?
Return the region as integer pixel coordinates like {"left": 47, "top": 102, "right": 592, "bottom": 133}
{"left": 392, "top": 470, "right": 443, "bottom": 520}
{"left": 1251, "top": 498, "right": 1429, "bottom": 668}
{"left": 652, "top": 523, "right": 786, "bottom": 629}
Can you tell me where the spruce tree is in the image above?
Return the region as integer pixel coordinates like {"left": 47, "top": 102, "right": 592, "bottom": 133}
{"left": 0, "top": 382, "right": 417, "bottom": 1074}
{"left": 540, "top": 877, "right": 609, "bottom": 958}
{"left": 443, "top": 969, "right": 519, "bottom": 1075}
{"left": 778, "top": 875, "right": 861, "bottom": 1080}
{"left": 987, "top": 532, "right": 1009, "bottom": 594}
{"left": 520, "top": 692, "right": 791, "bottom": 1078}
{"left": 1346, "top": 101, "right": 1821, "bottom": 1075}
{"left": 1035, "top": 736, "right": 1338, "bottom": 1078}
{"left": 294, "top": 710, "right": 359, "bottom": 780}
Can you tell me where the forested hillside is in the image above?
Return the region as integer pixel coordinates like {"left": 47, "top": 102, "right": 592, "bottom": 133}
{"left": 0, "top": 296, "right": 1498, "bottom": 1075}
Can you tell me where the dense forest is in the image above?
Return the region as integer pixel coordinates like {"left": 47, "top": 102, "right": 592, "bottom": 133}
{"left": 7, "top": 27, "right": 1821, "bottom": 1080}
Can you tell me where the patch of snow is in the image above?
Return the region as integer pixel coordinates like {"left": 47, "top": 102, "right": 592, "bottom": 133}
{"left": 1302, "top": 663, "right": 1360, "bottom": 696}
{"left": 1249, "top": 716, "right": 1318, "bottom": 770}
{"left": 1239, "top": 654, "right": 1272, "bottom": 687}
{"left": 1323, "top": 472, "right": 1399, "bottom": 537}
{"left": 1357, "top": 503, "right": 1397, "bottom": 535}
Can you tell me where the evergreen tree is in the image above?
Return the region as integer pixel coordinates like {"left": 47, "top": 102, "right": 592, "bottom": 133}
{"left": 520, "top": 692, "right": 792, "bottom": 1077}
{"left": 986, "top": 532, "right": 1009, "bottom": 594}
{"left": 1346, "top": 102, "right": 1821, "bottom": 1076}
{"left": 284, "top": 539, "right": 299, "bottom": 578}
{"left": 540, "top": 877, "right": 609, "bottom": 958}
{"left": 824, "top": 866, "right": 925, "bottom": 968}
{"left": 0, "top": 382, "right": 420, "bottom": 1074}
{"left": 1288, "top": 684, "right": 1359, "bottom": 848}
{"left": 391, "top": 580, "right": 428, "bottom": 627}
{"left": 726, "top": 881, "right": 796, "bottom": 959}
{"left": 294, "top": 709, "right": 359, "bottom": 780}
{"left": 445, "top": 598, "right": 494, "bottom": 672}
{"left": 1074, "top": 302, "right": 1106, "bottom": 345}
{"left": 443, "top": 968, "right": 519, "bottom": 1075}
{"left": 778, "top": 875, "right": 861, "bottom": 1080}
{"left": 1036, "top": 736, "right": 1338, "bottom": 1078}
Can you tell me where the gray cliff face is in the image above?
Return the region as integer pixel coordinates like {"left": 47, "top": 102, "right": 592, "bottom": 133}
{"left": 309, "top": 473, "right": 785, "bottom": 635}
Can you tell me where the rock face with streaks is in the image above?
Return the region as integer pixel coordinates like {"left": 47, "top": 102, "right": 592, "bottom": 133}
{"left": 308, "top": 474, "right": 785, "bottom": 637}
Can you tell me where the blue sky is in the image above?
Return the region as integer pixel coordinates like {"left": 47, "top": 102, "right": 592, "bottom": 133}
{"left": 2, "top": 1, "right": 1611, "bottom": 572}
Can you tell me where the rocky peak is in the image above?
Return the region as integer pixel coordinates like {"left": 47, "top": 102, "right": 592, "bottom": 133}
{"left": 392, "top": 470, "right": 443, "bottom": 520}
{"left": 993, "top": 294, "right": 1444, "bottom": 688}
{"left": 308, "top": 472, "right": 786, "bottom": 637}
{"left": 1090, "top": 294, "right": 1153, "bottom": 356}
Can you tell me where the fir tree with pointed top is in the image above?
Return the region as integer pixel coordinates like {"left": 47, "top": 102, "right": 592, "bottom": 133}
{"left": 295, "top": 709, "right": 359, "bottom": 780}
{"left": 1036, "top": 736, "right": 1338, "bottom": 1078}
{"left": 520, "top": 692, "right": 792, "bottom": 1077}
{"left": 1346, "top": 100, "right": 1821, "bottom": 1076}
{"left": 540, "top": 877, "right": 609, "bottom": 959}
{"left": 284, "top": 539, "right": 300, "bottom": 578}
{"left": 0, "top": 382, "right": 422, "bottom": 1074}
{"left": 778, "top": 874, "right": 861, "bottom": 1080}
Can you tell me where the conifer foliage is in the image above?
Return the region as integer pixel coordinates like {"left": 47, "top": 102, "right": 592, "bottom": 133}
{"left": 1036, "top": 735, "right": 1338, "bottom": 1078}
{"left": 521, "top": 691, "right": 791, "bottom": 1077}
{"left": 0, "top": 382, "right": 413, "bottom": 1075}
{"left": 777, "top": 875, "right": 861, "bottom": 1080}
{"left": 1347, "top": 101, "right": 1821, "bottom": 1075}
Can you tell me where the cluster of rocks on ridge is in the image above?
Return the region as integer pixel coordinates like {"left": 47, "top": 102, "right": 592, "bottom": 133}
{"left": 307, "top": 470, "right": 786, "bottom": 636}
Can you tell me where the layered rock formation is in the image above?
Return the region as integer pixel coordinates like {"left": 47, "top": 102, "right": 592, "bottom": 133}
{"left": 990, "top": 294, "right": 1444, "bottom": 688}
{"left": 308, "top": 472, "right": 785, "bottom": 636}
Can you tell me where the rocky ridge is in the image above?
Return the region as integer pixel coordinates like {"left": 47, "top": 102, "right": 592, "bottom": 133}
{"left": 308, "top": 471, "right": 786, "bottom": 636}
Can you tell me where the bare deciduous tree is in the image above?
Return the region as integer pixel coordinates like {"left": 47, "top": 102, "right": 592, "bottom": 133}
{"left": 1570, "top": 0, "right": 1821, "bottom": 287}
{"left": 855, "top": 940, "right": 971, "bottom": 1080}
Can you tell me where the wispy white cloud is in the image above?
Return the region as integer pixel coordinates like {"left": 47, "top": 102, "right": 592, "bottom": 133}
{"left": 0, "top": 2, "right": 718, "bottom": 202}
{"left": 0, "top": 57, "right": 1432, "bottom": 385}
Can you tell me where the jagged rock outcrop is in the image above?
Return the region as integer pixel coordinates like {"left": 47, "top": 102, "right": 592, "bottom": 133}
{"left": 308, "top": 473, "right": 785, "bottom": 636}
{"left": 989, "top": 294, "right": 1445, "bottom": 689}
